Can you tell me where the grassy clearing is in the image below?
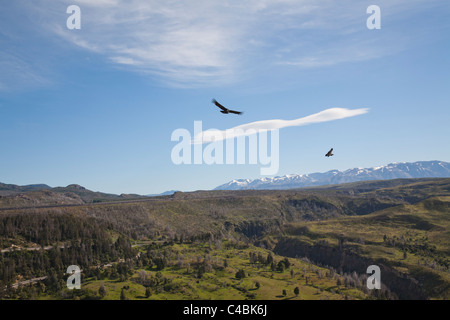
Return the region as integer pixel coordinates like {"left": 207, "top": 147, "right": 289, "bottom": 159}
{"left": 72, "top": 241, "right": 368, "bottom": 300}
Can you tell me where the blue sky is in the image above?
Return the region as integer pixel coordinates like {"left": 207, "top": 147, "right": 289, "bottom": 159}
{"left": 0, "top": 0, "right": 449, "bottom": 194}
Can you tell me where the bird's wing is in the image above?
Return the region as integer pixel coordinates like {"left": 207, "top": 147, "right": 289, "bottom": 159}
{"left": 228, "top": 109, "right": 243, "bottom": 115}
{"left": 212, "top": 99, "right": 228, "bottom": 111}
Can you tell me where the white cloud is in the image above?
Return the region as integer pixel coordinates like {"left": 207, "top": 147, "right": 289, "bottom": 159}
{"left": 193, "top": 107, "right": 369, "bottom": 144}
{"left": 8, "top": 0, "right": 446, "bottom": 88}
{"left": 38, "top": 0, "right": 402, "bottom": 87}
{"left": 46, "top": 0, "right": 244, "bottom": 87}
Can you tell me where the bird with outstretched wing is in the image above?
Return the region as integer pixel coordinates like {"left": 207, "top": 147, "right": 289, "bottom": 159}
{"left": 212, "top": 99, "right": 243, "bottom": 115}
{"left": 325, "top": 148, "right": 334, "bottom": 157}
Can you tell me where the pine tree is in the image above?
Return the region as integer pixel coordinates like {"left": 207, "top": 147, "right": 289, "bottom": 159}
{"left": 98, "top": 283, "right": 107, "bottom": 298}
{"left": 283, "top": 257, "right": 291, "bottom": 269}
{"left": 235, "top": 269, "right": 246, "bottom": 279}
{"left": 257, "top": 253, "right": 266, "bottom": 264}
{"left": 120, "top": 288, "right": 126, "bottom": 300}
{"left": 266, "top": 253, "right": 274, "bottom": 265}
{"left": 270, "top": 262, "right": 276, "bottom": 272}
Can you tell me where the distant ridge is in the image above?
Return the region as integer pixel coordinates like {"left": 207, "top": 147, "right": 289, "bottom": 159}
{"left": 0, "top": 183, "right": 51, "bottom": 195}
{"left": 146, "top": 190, "right": 179, "bottom": 197}
{"left": 0, "top": 182, "right": 147, "bottom": 204}
{"left": 215, "top": 160, "right": 450, "bottom": 190}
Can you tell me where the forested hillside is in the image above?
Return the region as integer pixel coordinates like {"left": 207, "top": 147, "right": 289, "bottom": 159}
{"left": 0, "top": 178, "right": 449, "bottom": 299}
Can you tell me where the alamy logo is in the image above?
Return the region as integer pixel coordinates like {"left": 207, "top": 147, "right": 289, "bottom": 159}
{"left": 66, "top": 5, "right": 81, "bottom": 30}
{"left": 366, "top": 265, "right": 381, "bottom": 289}
{"left": 66, "top": 265, "right": 81, "bottom": 289}
{"left": 366, "top": 5, "right": 381, "bottom": 29}
{"left": 171, "top": 121, "right": 279, "bottom": 175}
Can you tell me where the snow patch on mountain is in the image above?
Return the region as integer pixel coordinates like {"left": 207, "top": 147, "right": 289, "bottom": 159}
{"left": 215, "top": 161, "right": 450, "bottom": 190}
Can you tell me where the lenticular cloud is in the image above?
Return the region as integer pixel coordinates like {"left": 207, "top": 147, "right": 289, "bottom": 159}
{"left": 192, "top": 107, "right": 369, "bottom": 144}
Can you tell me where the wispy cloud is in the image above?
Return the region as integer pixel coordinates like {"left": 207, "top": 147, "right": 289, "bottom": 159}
{"left": 278, "top": 41, "right": 403, "bottom": 68}
{"left": 193, "top": 107, "right": 369, "bottom": 144}
{"left": 45, "top": 0, "right": 244, "bottom": 87}
{"left": 5, "top": 0, "right": 446, "bottom": 88}
{"left": 0, "top": 51, "right": 52, "bottom": 91}
{"left": 36, "top": 0, "right": 420, "bottom": 87}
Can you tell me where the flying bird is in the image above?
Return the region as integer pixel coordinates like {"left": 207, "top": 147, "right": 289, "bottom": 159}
{"left": 212, "top": 99, "right": 243, "bottom": 115}
{"left": 325, "top": 148, "right": 334, "bottom": 157}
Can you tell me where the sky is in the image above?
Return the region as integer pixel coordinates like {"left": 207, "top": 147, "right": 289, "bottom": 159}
{"left": 0, "top": 0, "right": 449, "bottom": 195}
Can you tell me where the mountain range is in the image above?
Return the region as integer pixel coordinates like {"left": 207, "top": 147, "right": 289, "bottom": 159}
{"left": 215, "top": 160, "right": 450, "bottom": 190}
{"left": 2, "top": 161, "right": 450, "bottom": 197}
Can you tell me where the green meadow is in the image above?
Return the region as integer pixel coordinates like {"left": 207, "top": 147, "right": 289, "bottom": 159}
{"left": 63, "top": 241, "right": 369, "bottom": 300}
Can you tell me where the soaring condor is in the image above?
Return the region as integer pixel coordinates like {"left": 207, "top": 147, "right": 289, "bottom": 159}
{"left": 212, "top": 99, "right": 243, "bottom": 115}
{"left": 325, "top": 148, "right": 334, "bottom": 157}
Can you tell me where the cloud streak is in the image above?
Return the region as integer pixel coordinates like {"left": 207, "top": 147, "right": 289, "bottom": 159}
{"left": 192, "top": 107, "right": 369, "bottom": 144}
{"left": 5, "top": 0, "right": 444, "bottom": 89}
{"left": 34, "top": 0, "right": 419, "bottom": 87}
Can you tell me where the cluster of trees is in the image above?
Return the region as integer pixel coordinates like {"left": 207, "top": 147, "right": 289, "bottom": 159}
{"left": 0, "top": 210, "right": 138, "bottom": 299}
{"left": 383, "top": 234, "right": 448, "bottom": 269}
{"left": 132, "top": 270, "right": 178, "bottom": 294}
{"left": 0, "top": 211, "right": 110, "bottom": 246}
{"left": 0, "top": 235, "right": 135, "bottom": 284}
{"left": 248, "top": 252, "right": 270, "bottom": 265}
{"left": 88, "top": 260, "right": 135, "bottom": 282}
{"left": 0, "top": 257, "right": 140, "bottom": 300}
{"left": 134, "top": 244, "right": 173, "bottom": 272}
{"left": 133, "top": 242, "right": 233, "bottom": 280}
{"left": 248, "top": 251, "right": 291, "bottom": 273}
{"left": 281, "top": 287, "right": 300, "bottom": 297}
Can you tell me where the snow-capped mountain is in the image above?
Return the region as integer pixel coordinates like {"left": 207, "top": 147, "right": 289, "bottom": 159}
{"left": 215, "top": 161, "right": 450, "bottom": 190}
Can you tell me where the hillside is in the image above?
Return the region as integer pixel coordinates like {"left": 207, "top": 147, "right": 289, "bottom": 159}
{"left": 273, "top": 196, "right": 450, "bottom": 299}
{"left": 0, "top": 183, "right": 148, "bottom": 208}
{"left": 0, "top": 178, "right": 449, "bottom": 300}
{"left": 0, "top": 183, "right": 51, "bottom": 196}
